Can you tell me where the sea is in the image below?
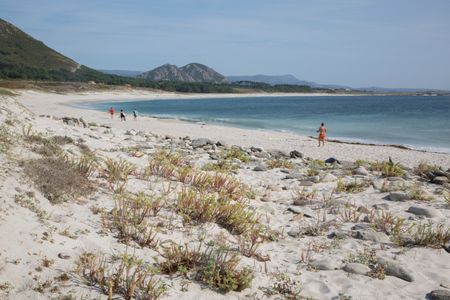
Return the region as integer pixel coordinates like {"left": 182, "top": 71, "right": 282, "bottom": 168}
{"left": 79, "top": 95, "right": 450, "bottom": 153}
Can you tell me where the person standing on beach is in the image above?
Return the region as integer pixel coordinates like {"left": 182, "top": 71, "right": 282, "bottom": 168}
{"left": 108, "top": 107, "right": 115, "bottom": 120}
{"left": 120, "top": 109, "right": 126, "bottom": 121}
{"left": 133, "top": 110, "right": 138, "bottom": 121}
{"left": 317, "top": 123, "right": 327, "bottom": 147}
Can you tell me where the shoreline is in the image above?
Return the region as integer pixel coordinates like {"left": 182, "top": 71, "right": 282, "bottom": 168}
{"left": 13, "top": 89, "right": 450, "bottom": 168}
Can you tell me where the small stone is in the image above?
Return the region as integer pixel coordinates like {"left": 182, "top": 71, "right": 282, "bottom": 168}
{"left": 444, "top": 241, "right": 450, "bottom": 253}
{"left": 354, "top": 166, "right": 369, "bottom": 176}
{"left": 377, "top": 257, "right": 414, "bottom": 282}
{"left": 299, "top": 180, "right": 315, "bottom": 186}
{"left": 352, "top": 229, "right": 390, "bottom": 243}
{"left": 328, "top": 230, "right": 348, "bottom": 239}
{"left": 309, "top": 259, "right": 341, "bottom": 271}
{"left": 287, "top": 206, "right": 315, "bottom": 217}
{"left": 389, "top": 192, "right": 410, "bottom": 201}
{"left": 253, "top": 165, "right": 267, "bottom": 172}
{"left": 432, "top": 176, "right": 449, "bottom": 185}
{"left": 290, "top": 150, "right": 303, "bottom": 159}
{"left": 321, "top": 173, "right": 337, "bottom": 183}
{"left": 429, "top": 290, "right": 450, "bottom": 300}
{"left": 342, "top": 263, "right": 371, "bottom": 275}
{"left": 58, "top": 252, "right": 71, "bottom": 260}
{"left": 373, "top": 203, "right": 389, "bottom": 210}
{"left": 267, "top": 184, "right": 282, "bottom": 192}
{"left": 325, "top": 157, "right": 340, "bottom": 164}
{"left": 192, "top": 138, "right": 214, "bottom": 149}
{"left": 407, "top": 206, "right": 443, "bottom": 218}
{"left": 287, "top": 230, "right": 301, "bottom": 238}
{"left": 250, "top": 146, "right": 264, "bottom": 152}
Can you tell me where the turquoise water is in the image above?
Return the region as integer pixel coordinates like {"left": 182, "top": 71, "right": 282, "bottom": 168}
{"left": 80, "top": 95, "right": 450, "bottom": 153}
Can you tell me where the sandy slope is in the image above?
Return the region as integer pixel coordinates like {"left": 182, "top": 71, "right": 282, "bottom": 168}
{"left": 0, "top": 90, "right": 449, "bottom": 300}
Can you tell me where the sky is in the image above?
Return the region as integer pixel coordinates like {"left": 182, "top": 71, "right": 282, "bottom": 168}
{"left": 1, "top": 0, "right": 450, "bottom": 89}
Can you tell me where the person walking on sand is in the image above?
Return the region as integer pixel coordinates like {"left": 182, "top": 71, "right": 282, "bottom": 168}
{"left": 133, "top": 109, "right": 138, "bottom": 121}
{"left": 108, "top": 107, "right": 115, "bottom": 120}
{"left": 317, "top": 122, "right": 327, "bottom": 147}
{"left": 120, "top": 109, "right": 126, "bottom": 121}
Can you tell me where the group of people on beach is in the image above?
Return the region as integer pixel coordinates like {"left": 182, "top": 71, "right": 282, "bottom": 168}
{"left": 108, "top": 107, "right": 138, "bottom": 121}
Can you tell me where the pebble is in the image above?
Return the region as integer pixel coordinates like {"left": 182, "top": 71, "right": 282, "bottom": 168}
{"left": 377, "top": 257, "right": 414, "bottom": 282}
{"left": 389, "top": 192, "right": 410, "bottom": 201}
{"left": 432, "top": 176, "right": 449, "bottom": 185}
{"left": 58, "top": 252, "right": 71, "bottom": 259}
{"left": 354, "top": 166, "right": 369, "bottom": 176}
{"left": 253, "top": 165, "right": 267, "bottom": 172}
{"left": 342, "top": 263, "right": 371, "bottom": 275}
{"left": 299, "top": 180, "right": 315, "bottom": 186}
{"left": 352, "top": 229, "right": 390, "bottom": 243}
{"left": 287, "top": 206, "right": 315, "bottom": 217}
{"left": 309, "top": 259, "right": 341, "bottom": 271}
{"left": 407, "top": 206, "right": 443, "bottom": 218}
{"left": 321, "top": 173, "right": 337, "bottom": 183}
{"left": 428, "top": 290, "right": 450, "bottom": 300}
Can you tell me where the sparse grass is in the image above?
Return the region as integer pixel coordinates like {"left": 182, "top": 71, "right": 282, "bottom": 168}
{"left": 405, "top": 223, "right": 450, "bottom": 248}
{"left": 195, "top": 246, "right": 253, "bottom": 292}
{"left": 267, "top": 158, "right": 295, "bottom": 169}
{"left": 0, "top": 87, "right": 16, "bottom": 96}
{"left": 202, "top": 160, "right": 238, "bottom": 173}
{"left": 370, "top": 160, "right": 404, "bottom": 177}
{"left": 22, "top": 124, "right": 45, "bottom": 143}
{"left": 292, "top": 188, "right": 317, "bottom": 205}
{"left": 444, "top": 191, "right": 450, "bottom": 206}
{"left": 221, "top": 147, "right": 251, "bottom": 163}
{"left": 371, "top": 210, "right": 405, "bottom": 238}
{"left": 103, "top": 158, "right": 136, "bottom": 193}
{"left": 0, "top": 124, "right": 13, "bottom": 153}
{"left": 157, "top": 242, "right": 203, "bottom": 275}
{"left": 24, "top": 156, "right": 93, "bottom": 203}
{"left": 75, "top": 252, "right": 166, "bottom": 300}
{"left": 103, "top": 193, "right": 161, "bottom": 248}
{"left": 355, "top": 159, "right": 366, "bottom": 167}
{"left": 176, "top": 188, "right": 261, "bottom": 236}
{"left": 407, "top": 184, "right": 433, "bottom": 201}
{"left": 335, "top": 179, "right": 368, "bottom": 193}
{"left": 413, "top": 162, "right": 440, "bottom": 178}
{"left": 338, "top": 205, "right": 363, "bottom": 223}
{"left": 269, "top": 272, "right": 303, "bottom": 300}
{"left": 345, "top": 249, "right": 385, "bottom": 279}
{"left": 158, "top": 242, "right": 253, "bottom": 292}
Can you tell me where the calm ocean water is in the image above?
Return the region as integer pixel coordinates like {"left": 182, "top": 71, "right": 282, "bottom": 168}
{"left": 80, "top": 95, "right": 450, "bottom": 153}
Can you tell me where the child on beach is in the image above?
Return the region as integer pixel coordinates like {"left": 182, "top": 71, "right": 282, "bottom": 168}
{"left": 108, "top": 107, "right": 115, "bottom": 119}
{"left": 120, "top": 109, "right": 126, "bottom": 121}
{"left": 317, "top": 123, "right": 327, "bottom": 147}
{"left": 133, "top": 110, "right": 138, "bottom": 121}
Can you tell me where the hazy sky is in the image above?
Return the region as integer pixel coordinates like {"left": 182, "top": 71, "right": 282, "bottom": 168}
{"left": 1, "top": 0, "right": 450, "bottom": 89}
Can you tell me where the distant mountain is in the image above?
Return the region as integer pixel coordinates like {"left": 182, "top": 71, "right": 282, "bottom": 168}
{"left": 99, "top": 69, "right": 143, "bottom": 77}
{"left": 227, "top": 74, "right": 351, "bottom": 89}
{"left": 138, "top": 63, "right": 228, "bottom": 83}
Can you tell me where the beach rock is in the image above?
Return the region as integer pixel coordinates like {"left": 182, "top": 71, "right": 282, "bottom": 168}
{"left": 79, "top": 118, "right": 88, "bottom": 128}
{"left": 387, "top": 176, "right": 405, "bottom": 181}
{"left": 216, "top": 140, "right": 227, "bottom": 147}
{"left": 288, "top": 206, "right": 315, "bottom": 217}
{"left": 253, "top": 164, "right": 267, "bottom": 172}
{"left": 352, "top": 229, "right": 390, "bottom": 243}
{"left": 343, "top": 263, "right": 370, "bottom": 275}
{"left": 373, "top": 203, "right": 389, "bottom": 210}
{"left": 321, "top": 173, "right": 337, "bottom": 183}
{"left": 268, "top": 149, "right": 290, "bottom": 158}
{"left": 192, "top": 138, "right": 214, "bottom": 148}
{"left": 250, "top": 146, "right": 264, "bottom": 152}
{"left": 58, "top": 252, "right": 71, "bottom": 260}
{"left": 432, "top": 176, "right": 449, "bottom": 185}
{"left": 267, "top": 184, "right": 282, "bottom": 192}
{"left": 287, "top": 230, "right": 301, "bottom": 238}
{"left": 125, "top": 129, "right": 137, "bottom": 136}
{"left": 328, "top": 230, "right": 348, "bottom": 239}
{"left": 299, "top": 180, "right": 315, "bottom": 186}
{"left": 389, "top": 192, "right": 410, "bottom": 201}
{"left": 254, "top": 151, "right": 270, "bottom": 159}
{"left": 354, "top": 166, "right": 369, "bottom": 176}
{"left": 407, "top": 206, "right": 443, "bottom": 218}
{"left": 444, "top": 241, "right": 450, "bottom": 253}
{"left": 428, "top": 290, "right": 450, "bottom": 300}
{"left": 325, "top": 157, "right": 340, "bottom": 164}
{"left": 309, "top": 259, "right": 341, "bottom": 271}
{"left": 290, "top": 150, "right": 303, "bottom": 159}
{"left": 284, "top": 172, "right": 303, "bottom": 180}
{"left": 377, "top": 257, "right": 414, "bottom": 282}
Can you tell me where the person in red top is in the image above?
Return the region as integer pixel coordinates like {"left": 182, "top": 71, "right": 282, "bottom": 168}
{"left": 317, "top": 122, "right": 327, "bottom": 147}
{"left": 108, "top": 107, "right": 115, "bottom": 120}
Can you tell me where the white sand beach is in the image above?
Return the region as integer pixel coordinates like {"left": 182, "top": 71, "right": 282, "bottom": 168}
{"left": 0, "top": 89, "right": 449, "bottom": 300}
